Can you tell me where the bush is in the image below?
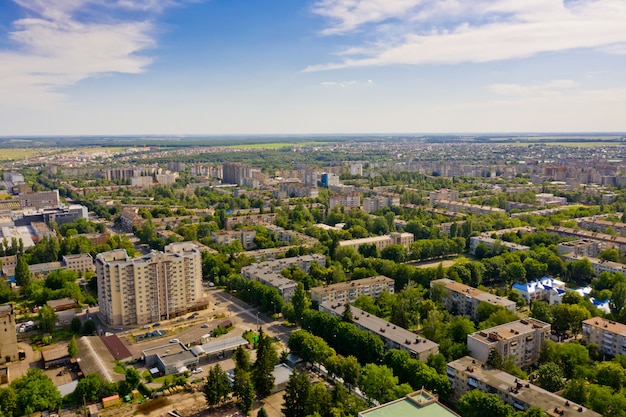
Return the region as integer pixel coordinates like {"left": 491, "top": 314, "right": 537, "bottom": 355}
{"left": 137, "top": 397, "right": 170, "bottom": 414}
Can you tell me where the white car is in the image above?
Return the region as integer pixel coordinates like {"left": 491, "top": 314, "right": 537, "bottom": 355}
{"left": 192, "top": 368, "right": 203, "bottom": 374}
{"left": 169, "top": 339, "right": 180, "bottom": 344}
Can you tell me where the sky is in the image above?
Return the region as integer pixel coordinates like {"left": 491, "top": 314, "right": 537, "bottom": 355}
{"left": 1, "top": 0, "right": 626, "bottom": 136}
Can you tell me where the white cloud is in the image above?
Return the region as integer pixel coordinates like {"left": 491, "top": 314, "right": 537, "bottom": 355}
{"left": 490, "top": 79, "right": 577, "bottom": 96}
{"left": 0, "top": 0, "right": 178, "bottom": 108}
{"left": 321, "top": 80, "right": 358, "bottom": 87}
{"left": 306, "top": 0, "right": 626, "bottom": 71}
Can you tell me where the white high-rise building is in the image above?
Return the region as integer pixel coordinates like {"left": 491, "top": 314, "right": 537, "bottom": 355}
{"left": 96, "top": 242, "right": 204, "bottom": 326}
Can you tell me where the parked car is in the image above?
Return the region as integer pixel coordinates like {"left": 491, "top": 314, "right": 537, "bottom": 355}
{"left": 169, "top": 339, "right": 180, "bottom": 344}
{"left": 114, "top": 326, "right": 123, "bottom": 331}
{"left": 192, "top": 368, "right": 203, "bottom": 374}
{"left": 201, "top": 324, "right": 209, "bottom": 328}
{"left": 153, "top": 323, "right": 161, "bottom": 327}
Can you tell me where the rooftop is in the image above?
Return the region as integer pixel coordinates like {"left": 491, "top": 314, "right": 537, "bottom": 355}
{"left": 469, "top": 319, "right": 550, "bottom": 343}
{"left": 310, "top": 276, "right": 394, "bottom": 295}
{"left": 321, "top": 302, "right": 438, "bottom": 355}
{"left": 583, "top": 317, "right": 626, "bottom": 335}
{"left": 359, "top": 390, "right": 459, "bottom": 417}
{"left": 432, "top": 278, "right": 516, "bottom": 309}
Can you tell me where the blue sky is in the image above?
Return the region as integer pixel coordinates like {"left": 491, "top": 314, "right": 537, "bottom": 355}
{"left": 1, "top": 0, "right": 626, "bottom": 135}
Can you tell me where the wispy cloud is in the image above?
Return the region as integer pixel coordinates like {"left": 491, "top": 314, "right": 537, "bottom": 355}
{"left": 306, "top": 0, "right": 626, "bottom": 71}
{"left": 490, "top": 79, "right": 577, "bottom": 96}
{"left": 0, "top": 0, "right": 180, "bottom": 108}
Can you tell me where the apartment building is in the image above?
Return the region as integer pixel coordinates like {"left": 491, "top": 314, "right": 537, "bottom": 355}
{"left": 16, "top": 190, "right": 60, "bottom": 210}
{"left": 582, "top": 317, "right": 626, "bottom": 357}
{"left": 359, "top": 390, "right": 459, "bottom": 417}
{"left": 329, "top": 192, "right": 361, "bottom": 210}
{"left": 429, "top": 189, "right": 459, "bottom": 206}
{"left": 467, "top": 319, "right": 551, "bottom": 368}
{"left": 241, "top": 254, "right": 326, "bottom": 302}
{"left": 0, "top": 304, "right": 18, "bottom": 365}
{"left": 310, "top": 276, "right": 395, "bottom": 304}
{"left": 469, "top": 236, "right": 530, "bottom": 255}
{"left": 536, "top": 193, "right": 567, "bottom": 206}
{"left": 211, "top": 229, "right": 257, "bottom": 250}
{"left": 362, "top": 193, "right": 400, "bottom": 214}
{"left": 338, "top": 232, "right": 414, "bottom": 252}
{"left": 562, "top": 253, "right": 626, "bottom": 277}
{"left": 446, "top": 356, "right": 599, "bottom": 416}
{"left": 576, "top": 217, "right": 626, "bottom": 237}
{"left": 431, "top": 278, "right": 516, "bottom": 321}
{"left": 224, "top": 213, "right": 277, "bottom": 230}
{"left": 320, "top": 302, "right": 439, "bottom": 362}
{"left": 62, "top": 253, "right": 94, "bottom": 274}
{"left": 222, "top": 162, "right": 251, "bottom": 185}
{"left": 558, "top": 239, "right": 603, "bottom": 258}
{"left": 432, "top": 200, "right": 506, "bottom": 216}
{"left": 96, "top": 242, "right": 204, "bottom": 326}
{"left": 547, "top": 226, "right": 626, "bottom": 253}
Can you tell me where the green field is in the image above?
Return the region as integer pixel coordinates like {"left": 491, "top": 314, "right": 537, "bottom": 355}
{"left": 0, "top": 148, "right": 44, "bottom": 161}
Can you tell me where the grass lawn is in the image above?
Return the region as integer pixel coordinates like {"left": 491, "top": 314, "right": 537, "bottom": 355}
{"left": 114, "top": 362, "right": 126, "bottom": 374}
{"left": 0, "top": 148, "right": 42, "bottom": 161}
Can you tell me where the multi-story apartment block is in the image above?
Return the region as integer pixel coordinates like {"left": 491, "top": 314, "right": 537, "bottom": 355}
{"left": 241, "top": 255, "right": 326, "bottom": 302}
{"left": 548, "top": 226, "right": 626, "bottom": 253}
{"left": 0, "top": 304, "right": 19, "bottom": 365}
{"left": 576, "top": 217, "right": 626, "bottom": 237}
{"left": 558, "top": 239, "right": 603, "bottom": 258}
{"left": 212, "top": 229, "right": 257, "bottom": 250}
{"left": 562, "top": 253, "right": 626, "bottom": 277}
{"left": 62, "top": 253, "right": 94, "bottom": 274}
{"left": 310, "top": 276, "right": 395, "bottom": 305}
{"left": 338, "top": 232, "right": 414, "bottom": 252}
{"left": 582, "top": 317, "right": 626, "bottom": 357}
{"left": 431, "top": 278, "right": 516, "bottom": 321}
{"left": 320, "top": 302, "right": 438, "bottom": 362}
{"left": 469, "top": 236, "right": 530, "bottom": 255}
{"left": 278, "top": 182, "right": 319, "bottom": 198}
{"left": 467, "top": 319, "right": 551, "bottom": 368}
{"left": 535, "top": 193, "right": 567, "bottom": 206}
{"left": 224, "top": 213, "right": 276, "bottom": 230}
{"left": 429, "top": 189, "right": 459, "bottom": 206}
{"left": 432, "top": 200, "right": 506, "bottom": 216}
{"left": 96, "top": 242, "right": 204, "bottom": 326}
{"left": 362, "top": 193, "right": 400, "bottom": 214}
{"left": 329, "top": 192, "right": 361, "bottom": 210}
{"left": 447, "top": 356, "right": 600, "bottom": 416}
{"left": 16, "top": 190, "right": 60, "bottom": 209}
{"left": 222, "top": 162, "right": 251, "bottom": 185}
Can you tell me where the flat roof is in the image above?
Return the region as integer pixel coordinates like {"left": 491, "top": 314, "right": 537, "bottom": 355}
{"left": 310, "top": 276, "right": 394, "bottom": 296}
{"left": 143, "top": 342, "right": 188, "bottom": 359}
{"left": 448, "top": 356, "right": 600, "bottom": 417}
{"left": 583, "top": 317, "right": 626, "bottom": 335}
{"left": 360, "top": 390, "right": 458, "bottom": 417}
{"left": 432, "top": 278, "right": 516, "bottom": 308}
{"left": 469, "top": 319, "right": 550, "bottom": 342}
{"left": 321, "top": 302, "right": 438, "bottom": 355}
{"left": 193, "top": 336, "right": 249, "bottom": 355}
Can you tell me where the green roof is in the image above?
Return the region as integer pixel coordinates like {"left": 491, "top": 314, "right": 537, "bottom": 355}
{"left": 360, "top": 391, "right": 458, "bottom": 417}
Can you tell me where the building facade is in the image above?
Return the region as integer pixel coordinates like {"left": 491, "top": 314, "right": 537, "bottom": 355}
{"left": 431, "top": 278, "right": 516, "bottom": 321}
{"left": 447, "top": 356, "right": 599, "bottom": 416}
{"left": 63, "top": 253, "right": 95, "bottom": 274}
{"left": 0, "top": 305, "right": 18, "bottom": 364}
{"left": 96, "top": 242, "right": 204, "bottom": 326}
{"left": 338, "top": 232, "right": 414, "bottom": 252}
{"left": 467, "top": 319, "right": 551, "bottom": 368}
{"left": 582, "top": 317, "right": 626, "bottom": 357}
{"left": 310, "top": 276, "right": 395, "bottom": 305}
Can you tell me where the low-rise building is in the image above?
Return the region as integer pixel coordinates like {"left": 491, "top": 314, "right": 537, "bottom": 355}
{"left": 431, "top": 278, "right": 516, "bottom": 321}
{"left": 469, "top": 236, "right": 530, "bottom": 255}
{"left": 142, "top": 343, "right": 198, "bottom": 376}
{"left": 561, "top": 253, "right": 626, "bottom": 277}
{"left": 224, "top": 213, "right": 276, "bottom": 230}
{"left": 446, "top": 356, "right": 600, "bottom": 416}
{"left": 310, "top": 276, "right": 395, "bottom": 305}
{"left": 0, "top": 305, "right": 18, "bottom": 365}
{"left": 46, "top": 297, "right": 78, "bottom": 312}
{"left": 558, "top": 239, "right": 603, "bottom": 258}
{"left": 467, "top": 319, "right": 551, "bottom": 368}
{"left": 320, "top": 302, "right": 439, "bottom": 362}
{"left": 582, "top": 317, "right": 626, "bottom": 357}
{"left": 63, "top": 253, "right": 94, "bottom": 273}
{"left": 511, "top": 277, "right": 566, "bottom": 305}
{"left": 212, "top": 229, "right": 257, "bottom": 250}
{"left": 358, "top": 390, "right": 459, "bottom": 417}
{"left": 548, "top": 226, "right": 626, "bottom": 254}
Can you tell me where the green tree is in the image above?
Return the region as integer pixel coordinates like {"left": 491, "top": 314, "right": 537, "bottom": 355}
{"left": 70, "top": 316, "right": 82, "bottom": 333}
{"left": 10, "top": 368, "right": 61, "bottom": 416}
{"left": 68, "top": 336, "right": 78, "bottom": 358}
{"left": 357, "top": 363, "right": 410, "bottom": 404}
{"left": 15, "top": 255, "right": 31, "bottom": 287}
{"left": 82, "top": 319, "right": 97, "bottom": 335}
{"left": 233, "top": 345, "right": 251, "bottom": 372}
{"left": 595, "top": 361, "right": 626, "bottom": 391}
{"left": 342, "top": 302, "right": 353, "bottom": 322}
{"left": 530, "top": 301, "right": 552, "bottom": 324}
{"left": 282, "top": 370, "right": 312, "bottom": 417}
{"left": 457, "top": 389, "right": 513, "bottom": 417}
{"left": 257, "top": 407, "right": 269, "bottom": 417}
{"left": 125, "top": 367, "right": 141, "bottom": 389}
{"left": 0, "top": 386, "right": 17, "bottom": 417}
{"left": 568, "top": 258, "right": 595, "bottom": 284}
{"left": 203, "top": 364, "right": 231, "bottom": 407}
{"left": 252, "top": 328, "right": 278, "bottom": 399}
{"left": 233, "top": 369, "right": 255, "bottom": 415}
{"left": 341, "top": 355, "right": 361, "bottom": 391}
{"left": 73, "top": 373, "right": 104, "bottom": 403}
{"left": 292, "top": 282, "right": 310, "bottom": 324}
{"left": 535, "top": 362, "right": 566, "bottom": 392}
{"left": 38, "top": 305, "right": 57, "bottom": 333}
{"left": 609, "top": 281, "right": 626, "bottom": 321}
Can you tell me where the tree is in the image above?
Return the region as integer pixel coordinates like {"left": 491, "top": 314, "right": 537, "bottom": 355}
{"left": 595, "top": 361, "right": 626, "bottom": 391}
{"left": 252, "top": 328, "right": 278, "bottom": 399}
{"left": 203, "top": 364, "right": 231, "bottom": 407}
{"left": 530, "top": 301, "right": 552, "bottom": 324}
{"left": 233, "top": 345, "right": 251, "bottom": 372}
{"left": 568, "top": 258, "right": 595, "bottom": 284}
{"left": 233, "top": 369, "right": 255, "bottom": 415}
{"left": 38, "top": 305, "right": 57, "bottom": 333}
{"left": 341, "top": 355, "right": 361, "bottom": 391}
{"left": 342, "top": 302, "right": 353, "bottom": 322}
{"left": 535, "top": 362, "right": 566, "bottom": 392}
{"left": 381, "top": 244, "right": 407, "bottom": 263}
{"left": 282, "top": 370, "right": 312, "bottom": 417}
{"left": 292, "top": 282, "right": 310, "bottom": 324}
{"left": 487, "top": 349, "right": 504, "bottom": 369}
{"left": 10, "top": 368, "right": 61, "bottom": 416}
{"left": 125, "top": 367, "right": 141, "bottom": 389}
{"left": 74, "top": 373, "right": 104, "bottom": 403}
{"left": 0, "top": 386, "right": 17, "bottom": 417}
{"left": 82, "top": 319, "right": 97, "bottom": 335}
{"left": 257, "top": 407, "right": 269, "bottom": 417}
{"left": 609, "top": 281, "right": 626, "bottom": 321}
{"left": 68, "top": 336, "right": 78, "bottom": 358}
{"left": 15, "top": 255, "right": 31, "bottom": 287}
{"left": 70, "top": 316, "right": 82, "bottom": 333}
{"left": 457, "top": 389, "right": 514, "bottom": 417}
{"left": 357, "top": 363, "right": 409, "bottom": 404}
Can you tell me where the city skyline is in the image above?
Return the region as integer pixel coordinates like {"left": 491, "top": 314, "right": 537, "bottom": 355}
{"left": 1, "top": 0, "right": 626, "bottom": 135}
